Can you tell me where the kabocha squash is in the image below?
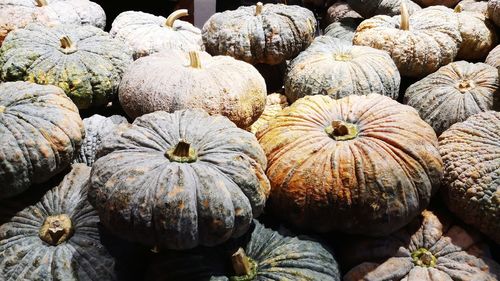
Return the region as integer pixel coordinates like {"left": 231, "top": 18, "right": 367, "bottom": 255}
{"left": 347, "top": 0, "right": 421, "bottom": 18}
{"left": 0, "top": 24, "right": 133, "bottom": 109}
{"left": 110, "top": 10, "right": 203, "bottom": 60}
{"left": 456, "top": 0, "right": 489, "bottom": 14}
{"left": 249, "top": 93, "right": 288, "bottom": 134}
{"left": 323, "top": 1, "right": 362, "bottom": 27}
{"left": 0, "top": 82, "right": 83, "bottom": 199}
{"left": 486, "top": 44, "right": 500, "bottom": 68}
{"left": 202, "top": 2, "right": 316, "bottom": 65}
{"left": 118, "top": 50, "right": 266, "bottom": 129}
{"left": 404, "top": 61, "right": 499, "bottom": 135}
{"left": 0, "top": 164, "right": 116, "bottom": 280}
{"left": 488, "top": 0, "right": 500, "bottom": 27}
{"left": 353, "top": 4, "right": 462, "bottom": 77}
{"left": 414, "top": 0, "right": 460, "bottom": 7}
{"left": 257, "top": 94, "right": 443, "bottom": 235}
{"left": 439, "top": 111, "right": 500, "bottom": 244}
{"left": 89, "top": 109, "right": 270, "bottom": 250}
{"left": 324, "top": 18, "right": 363, "bottom": 42}
{"left": 285, "top": 36, "right": 400, "bottom": 103}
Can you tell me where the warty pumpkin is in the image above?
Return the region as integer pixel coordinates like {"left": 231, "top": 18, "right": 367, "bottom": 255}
{"left": 488, "top": 0, "right": 500, "bottom": 26}
{"left": 347, "top": 0, "right": 421, "bottom": 18}
{"left": 486, "top": 44, "right": 500, "bottom": 68}
{"left": 256, "top": 93, "right": 443, "bottom": 235}
{"left": 323, "top": 1, "right": 363, "bottom": 28}
{"left": 248, "top": 93, "right": 288, "bottom": 134}
{"left": 456, "top": 0, "right": 489, "bottom": 14}
{"left": 324, "top": 18, "right": 363, "bottom": 42}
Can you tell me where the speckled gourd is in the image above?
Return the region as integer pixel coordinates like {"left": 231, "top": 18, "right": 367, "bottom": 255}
{"left": 486, "top": 44, "right": 500, "bottom": 68}
{"left": 347, "top": 0, "right": 421, "bottom": 18}
{"left": 488, "top": 0, "right": 500, "bottom": 27}
{"left": 248, "top": 93, "right": 288, "bottom": 134}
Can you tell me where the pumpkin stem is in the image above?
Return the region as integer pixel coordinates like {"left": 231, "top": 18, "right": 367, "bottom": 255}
{"left": 412, "top": 248, "right": 437, "bottom": 268}
{"left": 165, "top": 139, "right": 198, "bottom": 163}
{"left": 188, "top": 51, "right": 202, "bottom": 68}
{"left": 39, "top": 214, "right": 74, "bottom": 246}
{"left": 165, "top": 9, "right": 189, "bottom": 28}
{"left": 400, "top": 2, "right": 410, "bottom": 31}
{"left": 457, "top": 80, "right": 474, "bottom": 93}
{"left": 230, "top": 248, "right": 258, "bottom": 281}
{"left": 454, "top": 4, "right": 463, "bottom": 13}
{"left": 325, "top": 120, "right": 359, "bottom": 141}
{"left": 35, "top": 0, "right": 48, "bottom": 7}
{"left": 59, "top": 36, "right": 77, "bottom": 54}
{"left": 255, "top": 2, "right": 263, "bottom": 16}
{"left": 0, "top": 105, "right": 5, "bottom": 113}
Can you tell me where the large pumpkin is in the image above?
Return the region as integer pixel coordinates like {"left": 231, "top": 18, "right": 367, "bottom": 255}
{"left": 347, "top": 0, "right": 421, "bottom": 18}
{"left": 404, "top": 61, "right": 499, "bottom": 135}
{"left": 486, "top": 44, "right": 500, "bottom": 69}
{"left": 488, "top": 0, "right": 500, "bottom": 27}
{"left": 0, "top": 164, "right": 116, "bottom": 280}
{"left": 256, "top": 93, "right": 443, "bottom": 235}
{"left": 285, "top": 36, "right": 400, "bottom": 103}
{"left": 439, "top": 111, "right": 500, "bottom": 244}
{"left": 456, "top": 0, "right": 489, "bottom": 14}
{"left": 89, "top": 109, "right": 270, "bottom": 250}
{"left": 202, "top": 2, "right": 316, "bottom": 65}
{"left": 0, "top": 82, "right": 84, "bottom": 199}
{"left": 0, "top": 23, "right": 133, "bottom": 109}
{"left": 110, "top": 9, "right": 203, "bottom": 60}
{"left": 324, "top": 18, "right": 363, "bottom": 42}
{"left": 118, "top": 50, "right": 266, "bottom": 129}
{"left": 249, "top": 93, "right": 288, "bottom": 134}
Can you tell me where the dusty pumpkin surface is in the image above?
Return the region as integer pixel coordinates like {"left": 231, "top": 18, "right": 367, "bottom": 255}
{"left": 414, "top": 0, "right": 460, "bottom": 7}
{"left": 324, "top": 18, "right": 363, "bottom": 42}
{"left": 488, "top": 0, "right": 500, "bottom": 27}
{"left": 347, "top": 0, "right": 421, "bottom": 18}
{"left": 486, "top": 44, "right": 500, "bottom": 69}
{"left": 249, "top": 93, "right": 288, "bottom": 134}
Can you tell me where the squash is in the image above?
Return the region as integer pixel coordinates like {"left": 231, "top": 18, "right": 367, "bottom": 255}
{"left": 202, "top": 2, "right": 316, "bottom": 65}
{"left": 0, "top": 23, "right": 133, "bottom": 109}
{"left": 456, "top": 0, "right": 489, "bottom": 14}
{"left": 353, "top": 4, "right": 462, "bottom": 77}
{"left": 347, "top": 0, "right": 421, "bottom": 18}
{"left": 486, "top": 44, "right": 500, "bottom": 69}
{"left": 0, "top": 164, "right": 116, "bottom": 280}
{"left": 439, "top": 111, "right": 500, "bottom": 244}
{"left": 118, "top": 50, "right": 266, "bottom": 129}
{"left": 404, "top": 61, "right": 499, "bottom": 135}
{"left": 89, "top": 109, "right": 270, "bottom": 250}
{"left": 285, "top": 36, "right": 400, "bottom": 103}
{"left": 0, "top": 81, "right": 84, "bottom": 199}
{"left": 110, "top": 9, "right": 203, "bottom": 60}
{"left": 414, "top": 0, "right": 460, "bottom": 7}
{"left": 324, "top": 18, "right": 363, "bottom": 42}
{"left": 256, "top": 93, "right": 443, "bottom": 235}
{"left": 323, "top": 1, "right": 363, "bottom": 27}
{"left": 249, "top": 93, "right": 288, "bottom": 134}
{"left": 488, "top": 0, "right": 500, "bottom": 27}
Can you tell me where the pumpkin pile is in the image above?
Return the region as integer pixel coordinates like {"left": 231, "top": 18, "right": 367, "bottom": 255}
{"left": 0, "top": 1, "right": 499, "bottom": 280}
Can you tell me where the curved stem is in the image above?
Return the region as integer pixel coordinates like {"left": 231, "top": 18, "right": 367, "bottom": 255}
{"left": 60, "top": 36, "right": 73, "bottom": 49}
{"left": 35, "top": 0, "right": 48, "bottom": 7}
{"left": 189, "top": 51, "right": 202, "bottom": 69}
{"left": 255, "top": 2, "right": 263, "bottom": 16}
{"left": 165, "top": 9, "right": 189, "bottom": 28}
{"left": 400, "top": 2, "right": 410, "bottom": 31}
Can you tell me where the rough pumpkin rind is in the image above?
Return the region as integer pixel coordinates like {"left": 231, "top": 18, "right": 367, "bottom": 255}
{"left": 456, "top": 0, "right": 489, "bottom": 14}
{"left": 323, "top": 1, "right": 363, "bottom": 27}
{"left": 414, "top": 0, "right": 460, "bottom": 7}
{"left": 249, "top": 93, "right": 288, "bottom": 134}
{"left": 488, "top": 0, "right": 500, "bottom": 27}
{"left": 324, "top": 18, "right": 363, "bottom": 42}
{"left": 347, "top": 0, "right": 421, "bottom": 18}
{"left": 455, "top": 9, "right": 498, "bottom": 60}
{"left": 486, "top": 44, "right": 500, "bottom": 69}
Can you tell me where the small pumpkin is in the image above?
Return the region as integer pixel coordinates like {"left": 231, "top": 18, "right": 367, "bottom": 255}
{"left": 456, "top": 0, "right": 489, "bottom": 14}
{"left": 488, "top": 0, "right": 500, "bottom": 27}
{"left": 118, "top": 50, "right": 266, "bottom": 129}
{"left": 0, "top": 23, "right": 133, "bottom": 109}
{"left": 347, "top": 0, "right": 421, "bottom": 18}
{"left": 257, "top": 94, "right": 443, "bottom": 235}
{"left": 202, "top": 2, "right": 316, "bottom": 65}
{"left": 89, "top": 109, "right": 270, "bottom": 250}
{"left": 0, "top": 81, "right": 84, "bottom": 199}
{"left": 285, "top": 36, "right": 400, "bottom": 103}
{"left": 353, "top": 4, "right": 462, "bottom": 77}
{"left": 249, "top": 93, "right": 288, "bottom": 134}
{"left": 414, "top": 0, "right": 460, "bottom": 7}
{"left": 322, "top": 1, "right": 363, "bottom": 28}
{"left": 486, "top": 44, "right": 500, "bottom": 68}
{"left": 439, "top": 111, "right": 500, "bottom": 244}
{"left": 0, "top": 164, "right": 116, "bottom": 280}
{"left": 404, "top": 61, "right": 499, "bottom": 135}
{"left": 110, "top": 9, "right": 203, "bottom": 60}
{"left": 324, "top": 18, "right": 363, "bottom": 42}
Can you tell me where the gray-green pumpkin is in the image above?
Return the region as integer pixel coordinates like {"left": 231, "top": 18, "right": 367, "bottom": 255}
{"left": 486, "top": 44, "right": 500, "bottom": 69}
{"left": 0, "top": 23, "right": 133, "bottom": 109}
{"left": 347, "top": 0, "right": 421, "bottom": 18}
{"left": 324, "top": 18, "right": 363, "bottom": 42}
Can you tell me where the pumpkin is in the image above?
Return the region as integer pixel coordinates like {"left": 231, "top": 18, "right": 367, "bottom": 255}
{"left": 0, "top": 0, "right": 105, "bottom": 46}
{"left": 439, "top": 111, "right": 500, "bottom": 244}
{"left": 249, "top": 93, "right": 288, "bottom": 134}
{"left": 89, "top": 109, "right": 270, "bottom": 250}
{"left": 285, "top": 36, "right": 400, "bottom": 103}
{"left": 486, "top": 44, "right": 500, "bottom": 68}
{"left": 202, "top": 2, "right": 316, "bottom": 65}
{"left": 324, "top": 18, "right": 363, "bottom": 42}
{"left": 74, "top": 114, "right": 129, "bottom": 167}
{"left": 456, "top": 0, "right": 489, "bottom": 14}
{"left": 0, "top": 81, "right": 84, "bottom": 199}
{"left": 0, "top": 164, "right": 116, "bottom": 280}
{"left": 404, "top": 61, "right": 499, "bottom": 135}
{"left": 0, "top": 23, "right": 133, "bottom": 109}
{"left": 488, "top": 0, "right": 500, "bottom": 26}
{"left": 256, "top": 93, "right": 443, "bottom": 235}
{"left": 342, "top": 210, "right": 500, "bottom": 281}
{"left": 118, "top": 50, "right": 266, "bottom": 129}
{"left": 414, "top": 0, "right": 460, "bottom": 7}
{"left": 323, "top": 1, "right": 363, "bottom": 28}
{"left": 347, "top": 0, "right": 421, "bottom": 18}
{"left": 110, "top": 9, "right": 203, "bottom": 60}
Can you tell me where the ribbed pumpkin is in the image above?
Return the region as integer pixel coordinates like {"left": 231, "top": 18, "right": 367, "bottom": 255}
{"left": 414, "top": 0, "right": 460, "bottom": 7}
{"left": 439, "top": 111, "right": 500, "bottom": 244}
{"left": 347, "top": 0, "right": 421, "bottom": 18}
{"left": 0, "top": 164, "right": 116, "bottom": 280}
{"left": 89, "top": 109, "right": 270, "bottom": 250}
{"left": 353, "top": 4, "right": 462, "bottom": 77}
{"left": 257, "top": 94, "right": 443, "bottom": 235}
{"left": 323, "top": 1, "right": 363, "bottom": 27}
{"left": 110, "top": 9, "right": 203, "bottom": 60}
{"left": 456, "top": 0, "right": 489, "bottom": 14}
{"left": 249, "top": 93, "right": 288, "bottom": 134}
{"left": 118, "top": 50, "right": 266, "bottom": 129}
{"left": 486, "top": 44, "right": 500, "bottom": 68}
{"left": 404, "top": 61, "right": 499, "bottom": 135}
{"left": 0, "top": 24, "right": 133, "bottom": 109}
{"left": 488, "top": 0, "right": 500, "bottom": 26}
{"left": 202, "top": 2, "right": 316, "bottom": 65}
{"left": 285, "top": 36, "right": 400, "bottom": 103}
{"left": 324, "top": 18, "right": 363, "bottom": 42}
{"left": 0, "top": 82, "right": 84, "bottom": 199}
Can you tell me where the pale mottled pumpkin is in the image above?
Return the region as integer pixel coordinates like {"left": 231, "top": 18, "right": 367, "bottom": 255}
{"left": 118, "top": 50, "right": 266, "bottom": 129}
{"left": 414, "top": 0, "right": 460, "bottom": 7}
{"left": 455, "top": 7, "right": 498, "bottom": 60}
{"left": 0, "top": 24, "right": 133, "bottom": 109}
{"left": 323, "top": 1, "right": 363, "bottom": 27}
{"left": 256, "top": 94, "right": 443, "bottom": 235}
{"left": 486, "top": 44, "right": 500, "bottom": 68}
{"left": 324, "top": 18, "right": 363, "bottom": 42}
{"left": 439, "top": 111, "right": 500, "bottom": 244}
{"left": 456, "top": 0, "right": 489, "bottom": 14}
{"left": 202, "top": 3, "right": 316, "bottom": 65}
{"left": 285, "top": 36, "right": 400, "bottom": 103}
{"left": 249, "top": 93, "right": 288, "bottom": 134}
{"left": 347, "top": 0, "right": 421, "bottom": 18}
{"left": 110, "top": 10, "right": 203, "bottom": 60}
{"left": 353, "top": 5, "right": 462, "bottom": 77}
{"left": 0, "top": 82, "right": 84, "bottom": 199}
{"left": 488, "top": 0, "right": 500, "bottom": 26}
{"left": 404, "top": 61, "right": 499, "bottom": 135}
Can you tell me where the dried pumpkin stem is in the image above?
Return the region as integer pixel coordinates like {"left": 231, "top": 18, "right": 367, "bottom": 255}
{"left": 457, "top": 80, "right": 474, "bottom": 93}
{"left": 165, "top": 9, "right": 189, "bottom": 28}
{"left": 39, "top": 214, "right": 74, "bottom": 246}
{"left": 0, "top": 106, "right": 5, "bottom": 113}
{"left": 188, "top": 51, "right": 202, "bottom": 68}
{"left": 400, "top": 2, "right": 410, "bottom": 31}
{"left": 412, "top": 248, "right": 437, "bottom": 268}
{"left": 230, "top": 248, "right": 258, "bottom": 281}
{"left": 325, "top": 120, "right": 359, "bottom": 141}
{"left": 165, "top": 139, "right": 198, "bottom": 163}
{"left": 35, "top": 0, "right": 48, "bottom": 7}
{"left": 255, "top": 2, "right": 264, "bottom": 16}
{"left": 454, "top": 4, "right": 463, "bottom": 13}
{"left": 59, "top": 36, "right": 77, "bottom": 54}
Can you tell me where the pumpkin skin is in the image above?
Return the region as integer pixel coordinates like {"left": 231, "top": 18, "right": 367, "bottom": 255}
{"left": 0, "top": 81, "right": 84, "bottom": 199}
{"left": 89, "top": 109, "right": 270, "bottom": 250}
{"left": 202, "top": 3, "right": 316, "bottom": 65}
{"left": 285, "top": 36, "right": 400, "bottom": 103}
{"left": 414, "top": 0, "right": 460, "bottom": 7}
{"left": 110, "top": 10, "right": 203, "bottom": 60}
{"left": 324, "top": 18, "right": 363, "bottom": 42}
{"left": 404, "top": 61, "right": 499, "bottom": 136}
{"left": 249, "top": 93, "right": 288, "bottom": 134}
{"left": 439, "top": 111, "right": 500, "bottom": 244}
{"left": 455, "top": 8, "right": 498, "bottom": 60}
{"left": 353, "top": 6, "right": 462, "bottom": 77}
{"left": 0, "top": 24, "right": 133, "bottom": 109}
{"left": 323, "top": 1, "right": 363, "bottom": 27}
{"left": 118, "top": 50, "right": 266, "bottom": 129}
{"left": 456, "top": 0, "right": 489, "bottom": 14}
{"left": 488, "top": 0, "right": 500, "bottom": 27}
{"left": 347, "top": 0, "right": 421, "bottom": 18}
{"left": 0, "top": 164, "right": 116, "bottom": 280}
{"left": 486, "top": 44, "right": 500, "bottom": 69}
{"left": 256, "top": 94, "right": 443, "bottom": 235}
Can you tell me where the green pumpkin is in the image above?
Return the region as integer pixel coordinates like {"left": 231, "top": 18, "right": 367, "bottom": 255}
{"left": 347, "top": 0, "right": 421, "bottom": 18}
